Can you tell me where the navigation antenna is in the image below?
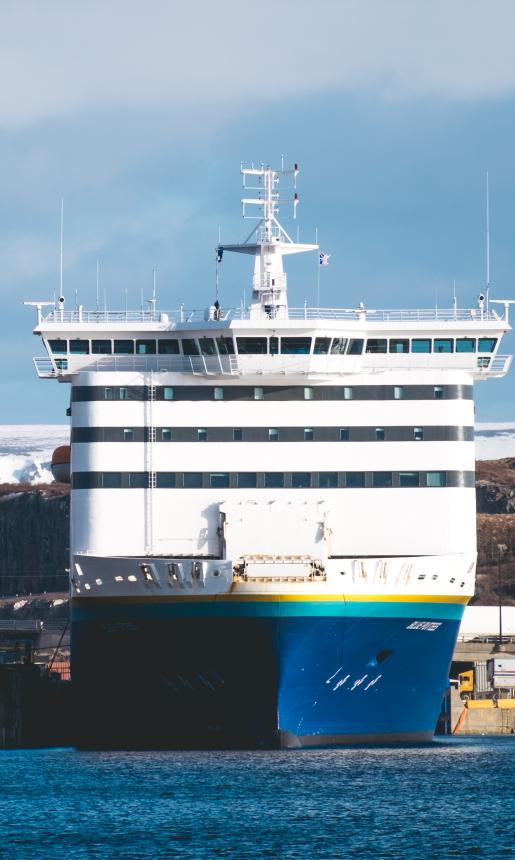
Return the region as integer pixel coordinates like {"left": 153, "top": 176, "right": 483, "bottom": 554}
{"left": 217, "top": 162, "right": 318, "bottom": 319}
{"left": 486, "top": 172, "right": 491, "bottom": 314}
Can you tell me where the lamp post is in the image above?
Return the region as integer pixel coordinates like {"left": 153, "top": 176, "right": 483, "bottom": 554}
{"left": 496, "top": 543, "right": 507, "bottom": 650}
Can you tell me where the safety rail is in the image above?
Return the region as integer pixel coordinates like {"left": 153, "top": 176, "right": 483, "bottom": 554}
{"left": 33, "top": 353, "right": 512, "bottom": 379}
{"left": 35, "top": 305, "right": 506, "bottom": 325}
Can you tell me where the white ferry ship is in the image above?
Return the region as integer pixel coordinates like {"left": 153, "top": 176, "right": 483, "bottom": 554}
{"left": 26, "top": 163, "right": 512, "bottom": 747}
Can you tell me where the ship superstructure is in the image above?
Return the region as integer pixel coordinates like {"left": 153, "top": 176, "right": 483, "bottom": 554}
{"left": 27, "top": 163, "right": 512, "bottom": 747}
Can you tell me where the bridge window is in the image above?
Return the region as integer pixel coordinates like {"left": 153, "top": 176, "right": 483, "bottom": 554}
{"left": 157, "top": 473, "right": 175, "bottom": 487}
{"left": 412, "top": 339, "right": 432, "bottom": 353}
{"left": 389, "top": 339, "right": 409, "bottom": 354}
{"left": 400, "top": 472, "right": 419, "bottom": 487}
{"left": 264, "top": 472, "right": 284, "bottom": 488}
{"left": 414, "top": 427, "right": 424, "bottom": 441}
{"left": 347, "top": 339, "right": 364, "bottom": 355}
{"left": 346, "top": 472, "right": 365, "bottom": 488}
{"left": 269, "top": 428, "right": 279, "bottom": 442}
{"left": 319, "top": 472, "right": 338, "bottom": 488}
{"left": 427, "top": 471, "right": 447, "bottom": 487}
{"left": 198, "top": 429, "right": 208, "bottom": 442}
{"left": 216, "top": 336, "right": 235, "bottom": 355}
{"left": 184, "top": 473, "right": 203, "bottom": 488}
{"left": 478, "top": 337, "right": 497, "bottom": 352}
{"left": 292, "top": 472, "right": 311, "bottom": 488}
{"left": 237, "top": 472, "right": 257, "bottom": 488}
{"left": 92, "top": 339, "right": 112, "bottom": 354}
{"left": 456, "top": 338, "right": 476, "bottom": 353}
{"left": 314, "top": 337, "right": 331, "bottom": 354}
{"left": 158, "top": 339, "right": 180, "bottom": 354}
{"left": 281, "top": 337, "right": 311, "bottom": 354}
{"left": 373, "top": 471, "right": 393, "bottom": 487}
{"left": 304, "top": 428, "right": 314, "bottom": 441}
{"left": 182, "top": 339, "right": 200, "bottom": 356}
{"left": 330, "top": 338, "right": 348, "bottom": 355}
{"left": 114, "top": 340, "right": 134, "bottom": 354}
{"left": 210, "top": 473, "right": 230, "bottom": 488}
{"left": 434, "top": 338, "right": 453, "bottom": 353}
{"left": 49, "top": 339, "right": 67, "bottom": 354}
{"left": 136, "top": 339, "right": 156, "bottom": 355}
{"left": 102, "top": 472, "right": 122, "bottom": 488}
{"left": 213, "top": 387, "right": 224, "bottom": 400}
{"left": 199, "top": 337, "right": 217, "bottom": 356}
{"left": 70, "top": 339, "right": 89, "bottom": 354}
{"left": 237, "top": 337, "right": 267, "bottom": 354}
{"left": 366, "top": 339, "right": 387, "bottom": 354}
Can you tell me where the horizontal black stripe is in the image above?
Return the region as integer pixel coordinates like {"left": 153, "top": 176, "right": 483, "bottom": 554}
{"left": 71, "top": 384, "right": 474, "bottom": 402}
{"left": 71, "top": 426, "right": 475, "bottom": 443}
{"left": 72, "top": 470, "right": 475, "bottom": 490}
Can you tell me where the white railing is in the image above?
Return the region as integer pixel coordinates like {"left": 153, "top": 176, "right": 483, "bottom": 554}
{"left": 37, "top": 305, "right": 505, "bottom": 325}
{"left": 32, "top": 353, "right": 513, "bottom": 379}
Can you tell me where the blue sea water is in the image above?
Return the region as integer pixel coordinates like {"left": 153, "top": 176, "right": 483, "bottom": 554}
{"left": 0, "top": 737, "right": 514, "bottom": 859}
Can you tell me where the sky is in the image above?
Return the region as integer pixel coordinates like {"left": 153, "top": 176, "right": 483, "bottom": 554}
{"left": 2, "top": 0, "right": 515, "bottom": 422}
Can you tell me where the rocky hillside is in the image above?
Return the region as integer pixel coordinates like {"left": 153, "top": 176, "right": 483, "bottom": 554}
{"left": 1, "top": 466, "right": 515, "bottom": 603}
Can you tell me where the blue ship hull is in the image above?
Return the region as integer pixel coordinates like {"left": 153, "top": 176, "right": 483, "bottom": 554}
{"left": 70, "top": 597, "right": 464, "bottom": 748}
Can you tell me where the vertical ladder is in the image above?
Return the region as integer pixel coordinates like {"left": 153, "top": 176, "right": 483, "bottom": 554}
{"left": 145, "top": 371, "right": 156, "bottom": 555}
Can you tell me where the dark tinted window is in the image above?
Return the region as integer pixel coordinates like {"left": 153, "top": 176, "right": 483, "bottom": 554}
{"left": 183, "top": 473, "right": 202, "bottom": 488}
{"left": 237, "top": 472, "right": 257, "bottom": 488}
{"left": 389, "top": 339, "right": 409, "bottom": 354}
{"left": 129, "top": 473, "right": 147, "bottom": 488}
{"left": 199, "top": 337, "right": 217, "bottom": 356}
{"left": 400, "top": 472, "right": 419, "bottom": 487}
{"left": 217, "top": 337, "right": 235, "bottom": 355}
{"left": 319, "top": 472, "right": 338, "bottom": 488}
{"left": 456, "top": 338, "right": 476, "bottom": 353}
{"left": 181, "top": 339, "right": 199, "bottom": 356}
{"left": 162, "top": 429, "right": 172, "bottom": 441}
{"left": 340, "top": 428, "right": 349, "bottom": 441}
{"left": 478, "top": 337, "right": 497, "bottom": 353}
{"left": 92, "top": 340, "right": 112, "bottom": 354}
{"left": 427, "top": 471, "right": 446, "bottom": 487}
{"left": 304, "top": 428, "right": 314, "bottom": 441}
{"left": 136, "top": 340, "right": 156, "bottom": 355}
{"left": 237, "top": 338, "right": 268, "bottom": 354}
{"left": 314, "top": 337, "right": 331, "bottom": 354}
{"left": 264, "top": 472, "right": 284, "bottom": 488}
{"left": 281, "top": 337, "right": 311, "bottom": 354}
{"left": 102, "top": 472, "right": 122, "bottom": 488}
{"left": 233, "top": 428, "right": 243, "bottom": 441}
{"left": 158, "top": 339, "right": 180, "bottom": 354}
{"left": 373, "top": 471, "right": 393, "bottom": 487}
{"left": 376, "top": 428, "right": 385, "bottom": 441}
{"left": 69, "top": 340, "right": 89, "bottom": 354}
{"left": 292, "top": 472, "right": 311, "bottom": 488}
{"left": 157, "top": 472, "right": 175, "bottom": 487}
{"left": 210, "top": 473, "right": 230, "bottom": 488}
{"left": 198, "top": 429, "right": 208, "bottom": 442}
{"left": 434, "top": 386, "right": 444, "bottom": 399}
{"left": 330, "top": 338, "right": 348, "bottom": 355}
{"left": 114, "top": 340, "right": 134, "bottom": 354}
{"left": 49, "top": 339, "right": 67, "bottom": 354}
{"left": 412, "top": 339, "right": 431, "bottom": 353}
{"left": 346, "top": 472, "right": 365, "bottom": 488}
{"left": 434, "top": 339, "right": 453, "bottom": 353}
{"left": 347, "top": 339, "right": 364, "bottom": 355}
{"left": 366, "top": 339, "right": 387, "bottom": 354}
{"left": 270, "top": 337, "right": 279, "bottom": 355}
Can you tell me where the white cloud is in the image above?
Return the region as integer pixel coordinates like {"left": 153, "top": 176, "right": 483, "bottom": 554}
{"left": 1, "top": 0, "right": 515, "bottom": 129}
